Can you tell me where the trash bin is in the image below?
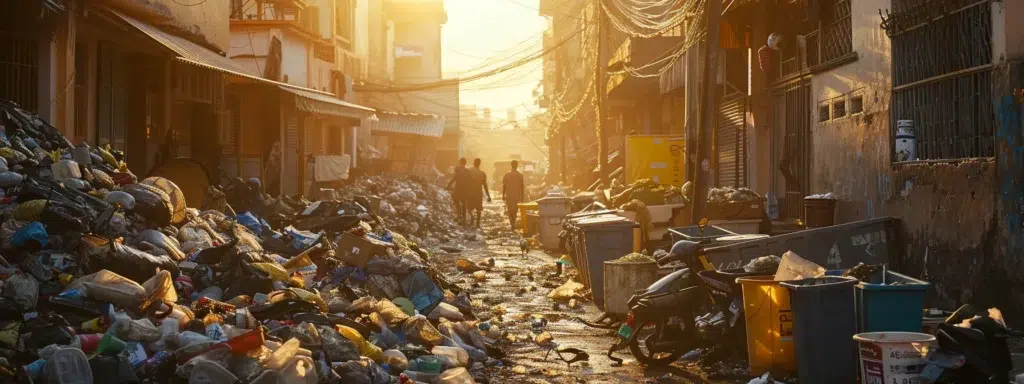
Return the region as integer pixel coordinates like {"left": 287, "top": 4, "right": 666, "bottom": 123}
{"left": 780, "top": 276, "right": 859, "bottom": 384}
{"left": 736, "top": 276, "right": 797, "bottom": 377}
{"left": 574, "top": 216, "right": 638, "bottom": 306}
{"left": 803, "top": 198, "right": 837, "bottom": 228}
{"left": 537, "top": 193, "right": 572, "bottom": 250}
{"left": 603, "top": 260, "right": 659, "bottom": 315}
{"left": 856, "top": 270, "right": 930, "bottom": 333}
{"left": 517, "top": 202, "right": 538, "bottom": 235}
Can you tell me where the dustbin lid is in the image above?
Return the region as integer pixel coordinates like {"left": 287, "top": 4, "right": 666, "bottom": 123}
{"left": 576, "top": 215, "right": 635, "bottom": 228}
{"left": 537, "top": 194, "right": 571, "bottom": 204}
{"left": 717, "top": 234, "right": 768, "bottom": 242}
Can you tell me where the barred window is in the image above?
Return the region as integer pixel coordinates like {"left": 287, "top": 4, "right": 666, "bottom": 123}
{"left": 884, "top": 0, "right": 994, "bottom": 161}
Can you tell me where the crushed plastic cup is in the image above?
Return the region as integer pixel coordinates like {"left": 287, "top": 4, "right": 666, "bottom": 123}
{"left": 225, "top": 328, "right": 265, "bottom": 354}
{"left": 96, "top": 333, "right": 127, "bottom": 355}
{"left": 77, "top": 334, "right": 103, "bottom": 353}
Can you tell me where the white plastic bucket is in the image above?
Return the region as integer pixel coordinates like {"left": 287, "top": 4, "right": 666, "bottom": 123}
{"left": 895, "top": 120, "right": 917, "bottom": 162}
{"left": 853, "top": 332, "right": 936, "bottom": 384}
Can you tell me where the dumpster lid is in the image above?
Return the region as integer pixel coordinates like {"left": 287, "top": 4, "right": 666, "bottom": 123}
{"left": 717, "top": 234, "right": 769, "bottom": 242}
{"left": 537, "top": 193, "right": 571, "bottom": 204}
{"left": 576, "top": 215, "right": 637, "bottom": 228}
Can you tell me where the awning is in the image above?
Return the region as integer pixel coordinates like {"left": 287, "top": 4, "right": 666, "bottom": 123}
{"left": 108, "top": 8, "right": 376, "bottom": 119}
{"left": 280, "top": 86, "right": 376, "bottom": 120}
{"left": 366, "top": 111, "right": 445, "bottom": 138}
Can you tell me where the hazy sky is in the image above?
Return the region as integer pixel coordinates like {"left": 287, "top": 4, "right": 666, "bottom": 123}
{"left": 442, "top": 0, "right": 548, "bottom": 128}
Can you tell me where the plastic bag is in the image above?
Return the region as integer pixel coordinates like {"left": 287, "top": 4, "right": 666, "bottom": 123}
{"left": 369, "top": 313, "right": 399, "bottom": 349}
{"left": 316, "top": 324, "right": 360, "bottom": 362}
{"left": 91, "top": 168, "right": 115, "bottom": 190}
{"left": 334, "top": 357, "right": 390, "bottom": 384}
{"left": 80, "top": 238, "right": 179, "bottom": 284}
{"left": 110, "top": 312, "right": 161, "bottom": 342}
{"left": 547, "top": 280, "right": 584, "bottom": 301}
{"left": 10, "top": 221, "right": 47, "bottom": 248}
{"left": 139, "top": 229, "right": 186, "bottom": 261}
{"left": 402, "top": 270, "right": 444, "bottom": 315}
{"left": 103, "top": 191, "right": 136, "bottom": 210}
{"left": 403, "top": 315, "right": 444, "bottom": 347}
{"left": 0, "top": 157, "right": 7, "bottom": 172}
{"left": 4, "top": 273, "right": 40, "bottom": 308}
{"left": 13, "top": 200, "right": 47, "bottom": 222}
{"left": 774, "top": 251, "right": 825, "bottom": 281}
{"left": 236, "top": 212, "right": 263, "bottom": 236}
{"left": 427, "top": 303, "right": 464, "bottom": 321}
{"left": 336, "top": 325, "right": 383, "bottom": 362}
{"left": 121, "top": 183, "right": 174, "bottom": 226}
{"left": 141, "top": 270, "right": 178, "bottom": 309}
{"left": 0, "top": 171, "right": 23, "bottom": 188}
{"left": 51, "top": 159, "right": 81, "bottom": 180}
{"left": 178, "top": 223, "right": 214, "bottom": 253}
{"left": 366, "top": 275, "right": 403, "bottom": 300}
{"left": 69, "top": 269, "right": 146, "bottom": 308}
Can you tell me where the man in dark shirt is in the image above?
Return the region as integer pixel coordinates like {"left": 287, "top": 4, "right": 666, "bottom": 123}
{"left": 447, "top": 158, "right": 470, "bottom": 224}
{"left": 467, "top": 158, "right": 491, "bottom": 227}
{"left": 502, "top": 160, "right": 526, "bottom": 232}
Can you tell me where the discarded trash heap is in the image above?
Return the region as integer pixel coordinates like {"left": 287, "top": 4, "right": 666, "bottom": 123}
{"left": 0, "top": 100, "right": 497, "bottom": 383}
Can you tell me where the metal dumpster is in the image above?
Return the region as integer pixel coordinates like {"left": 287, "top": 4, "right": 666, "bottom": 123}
{"left": 559, "top": 210, "right": 619, "bottom": 270}
{"left": 704, "top": 217, "right": 901, "bottom": 271}
{"left": 573, "top": 215, "right": 639, "bottom": 306}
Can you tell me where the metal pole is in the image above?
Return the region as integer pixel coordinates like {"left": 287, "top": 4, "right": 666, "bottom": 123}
{"left": 594, "top": 0, "right": 608, "bottom": 188}
{"left": 690, "top": 0, "right": 722, "bottom": 223}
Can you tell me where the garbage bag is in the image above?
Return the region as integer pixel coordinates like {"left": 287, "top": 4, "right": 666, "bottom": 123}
{"left": 90, "top": 168, "right": 115, "bottom": 190}
{"left": 0, "top": 147, "right": 27, "bottom": 165}
{"left": 4, "top": 273, "right": 40, "bottom": 308}
{"left": 403, "top": 315, "right": 444, "bottom": 347}
{"left": 110, "top": 311, "right": 161, "bottom": 342}
{"left": 10, "top": 221, "right": 47, "bottom": 248}
{"left": 178, "top": 222, "right": 215, "bottom": 254}
{"left": 366, "top": 274, "right": 403, "bottom": 300}
{"left": 140, "top": 176, "right": 187, "bottom": 224}
{"left": 78, "top": 236, "right": 179, "bottom": 283}
{"left": 334, "top": 357, "right": 391, "bottom": 384}
{"left": 13, "top": 199, "right": 47, "bottom": 222}
{"left": 402, "top": 270, "right": 444, "bottom": 315}
{"left": 0, "top": 157, "right": 7, "bottom": 172}
{"left": 104, "top": 191, "right": 136, "bottom": 210}
{"left": 139, "top": 229, "right": 186, "bottom": 262}
{"left": 0, "top": 219, "right": 28, "bottom": 249}
{"left": 0, "top": 171, "right": 23, "bottom": 188}
{"left": 349, "top": 297, "right": 409, "bottom": 327}
{"left": 316, "top": 324, "right": 361, "bottom": 362}
{"left": 69, "top": 269, "right": 146, "bottom": 308}
{"left": 236, "top": 212, "right": 263, "bottom": 236}
{"left": 121, "top": 183, "right": 174, "bottom": 226}
{"left": 51, "top": 159, "right": 81, "bottom": 180}
{"left": 38, "top": 200, "right": 88, "bottom": 233}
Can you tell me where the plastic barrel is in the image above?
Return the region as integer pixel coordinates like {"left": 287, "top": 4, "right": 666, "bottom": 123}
{"left": 781, "top": 276, "right": 859, "bottom": 384}
{"left": 856, "top": 270, "right": 930, "bottom": 333}
{"left": 737, "top": 276, "right": 797, "bottom": 376}
{"left": 803, "top": 198, "right": 837, "bottom": 228}
{"left": 853, "top": 332, "right": 935, "bottom": 384}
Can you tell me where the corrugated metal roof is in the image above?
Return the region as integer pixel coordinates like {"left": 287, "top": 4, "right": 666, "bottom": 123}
{"left": 108, "top": 8, "right": 376, "bottom": 119}
{"left": 281, "top": 86, "right": 376, "bottom": 120}
{"left": 366, "top": 111, "right": 446, "bottom": 138}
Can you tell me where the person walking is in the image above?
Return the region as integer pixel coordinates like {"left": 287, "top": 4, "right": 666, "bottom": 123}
{"left": 502, "top": 160, "right": 526, "bottom": 232}
{"left": 467, "top": 158, "right": 491, "bottom": 227}
{"left": 447, "top": 158, "right": 470, "bottom": 224}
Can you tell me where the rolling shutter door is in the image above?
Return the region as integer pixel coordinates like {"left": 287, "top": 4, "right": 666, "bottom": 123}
{"left": 716, "top": 96, "right": 747, "bottom": 188}
{"left": 283, "top": 115, "right": 298, "bottom": 195}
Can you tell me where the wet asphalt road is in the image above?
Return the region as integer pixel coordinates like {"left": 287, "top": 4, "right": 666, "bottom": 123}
{"left": 428, "top": 200, "right": 743, "bottom": 384}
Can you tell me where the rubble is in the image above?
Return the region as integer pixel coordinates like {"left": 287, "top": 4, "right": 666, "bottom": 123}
{"left": 707, "top": 186, "right": 762, "bottom": 204}
{"left": 0, "top": 101, "right": 502, "bottom": 383}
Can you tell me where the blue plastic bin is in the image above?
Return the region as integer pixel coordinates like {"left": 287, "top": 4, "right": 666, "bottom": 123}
{"left": 856, "top": 270, "right": 929, "bottom": 333}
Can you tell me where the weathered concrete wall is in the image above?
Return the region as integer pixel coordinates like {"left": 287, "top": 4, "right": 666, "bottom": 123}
{"left": 106, "top": 0, "right": 230, "bottom": 51}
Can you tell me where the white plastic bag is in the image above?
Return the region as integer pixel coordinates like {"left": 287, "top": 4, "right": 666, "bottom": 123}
{"left": 774, "top": 251, "right": 825, "bottom": 281}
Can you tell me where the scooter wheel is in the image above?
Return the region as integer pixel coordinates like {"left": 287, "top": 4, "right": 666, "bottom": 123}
{"left": 628, "top": 321, "right": 687, "bottom": 366}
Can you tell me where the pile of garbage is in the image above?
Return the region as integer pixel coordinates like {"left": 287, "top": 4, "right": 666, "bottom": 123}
{"left": 606, "top": 179, "right": 688, "bottom": 208}
{"left": 0, "top": 101, "right": 499, "bottom": 383}
{"left": 334, "top": 175, "right": 468, "bottom": 246}
{"left": 707, "top": 187, "right": 762, "bottom": 204}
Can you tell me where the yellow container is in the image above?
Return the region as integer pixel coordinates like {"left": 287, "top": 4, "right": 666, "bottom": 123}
{"left": 737, "top": 276, "right": 797, "bottom": 376}
{"left": 518, "top": 202, "right": 539, "bottom": 234}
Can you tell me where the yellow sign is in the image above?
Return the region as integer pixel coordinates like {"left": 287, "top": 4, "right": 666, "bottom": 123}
{"left": 624, "top": 135, "right": 685, "bottom": 185}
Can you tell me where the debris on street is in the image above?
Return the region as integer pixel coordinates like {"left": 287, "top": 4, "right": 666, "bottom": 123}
{"left": 0, "top": 102, "right": 503, "bottom": 383}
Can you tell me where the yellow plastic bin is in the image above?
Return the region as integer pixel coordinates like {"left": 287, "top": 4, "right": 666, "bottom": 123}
{"left": 518, "top": 202, "right": 538, "bottom": 235}
{"left": 737, "top": 276, "right": 797, "bottom": 377}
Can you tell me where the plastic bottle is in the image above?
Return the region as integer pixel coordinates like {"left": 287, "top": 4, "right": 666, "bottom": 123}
{"left": 408, "top": 356, "right": 443, "bottom": 374}
{"left": 264, "top": 338, "right": 300, "bottom": 370}
{"left": 431, "top": 346, "right": 469, "bottom": 368}
{"left": 335, "top": 325, "right": 382, "bottom": 362}
{"left": 437, "top": 367, "right": 476, "bottom": 384}
{"left": 381, "top": 349, "right": 409, "bottom": 372}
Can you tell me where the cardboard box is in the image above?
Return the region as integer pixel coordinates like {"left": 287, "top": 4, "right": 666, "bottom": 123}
{"left": 337, "top": 233, "right": 391, "bottom": 267}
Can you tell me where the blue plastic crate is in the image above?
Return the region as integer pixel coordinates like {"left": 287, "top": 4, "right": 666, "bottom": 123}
{"left": 855, "top": 270, "right": 929, "bottom": 333}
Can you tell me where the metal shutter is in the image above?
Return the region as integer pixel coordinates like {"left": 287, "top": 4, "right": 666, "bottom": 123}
{"left": 283, "top": 115, "right": 298, "bottom": 195}
{"left": 716, "top": 96, "right": 747, "bottom": 188}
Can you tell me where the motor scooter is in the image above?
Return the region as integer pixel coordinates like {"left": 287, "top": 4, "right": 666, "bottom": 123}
{"left": 606, "top": 218, "right": 759, "bottom": 366}
{"left": 920, "top": 304, "right": 1022, "bottom": 384}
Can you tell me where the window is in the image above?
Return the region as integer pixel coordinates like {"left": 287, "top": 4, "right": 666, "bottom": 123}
{"left": 883, "top": 0, "right": 993, "bottom": 161}
{"left": 818, "top": 104, "right": 830, "bottom": 122}
{"left": 832, "top": 100, "right": 846, "bottom": 119}
{"left": 850, "top": 95, "right": 863, "bottom": 114}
